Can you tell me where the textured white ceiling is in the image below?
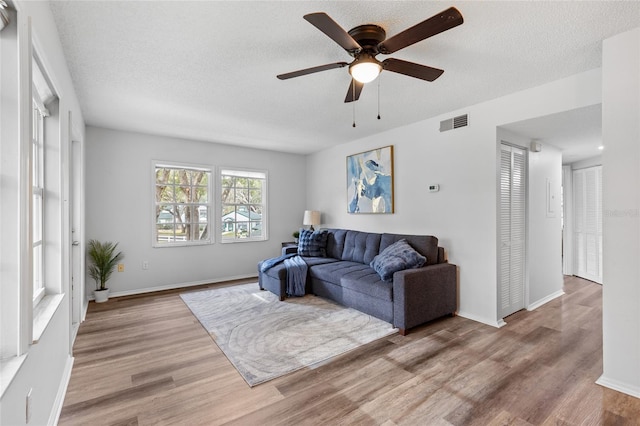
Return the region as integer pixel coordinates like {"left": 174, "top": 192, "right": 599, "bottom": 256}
{"left": 49, "top": 1, "right": 640, "bottom": 154}
{"left": 502, "top": 104, "right": 603, "bottom": 165}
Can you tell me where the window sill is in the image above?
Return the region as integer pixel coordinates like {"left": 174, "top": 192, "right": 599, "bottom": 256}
{"left": 0, "top": 354, "right": 28, "bottom": 398}
{"left": 33, "top": 293, "right": 64, "bottom": 343}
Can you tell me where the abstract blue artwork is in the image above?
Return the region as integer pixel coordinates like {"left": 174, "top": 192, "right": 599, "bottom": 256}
{"left": 347, "top": 145, "right": 394, "bottom": 214}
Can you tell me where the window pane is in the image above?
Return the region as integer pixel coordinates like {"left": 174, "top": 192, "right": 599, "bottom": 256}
{"left": 221, "top": 187, "right": 233, "bottom": 204}
{"left": 220, "top": 169, "right": 267, "bottom": 242}
{"left": 250, "top": 221, "right": 262, "bottom": 237}
{"left": 249, "top": 189, "right": 262, "bottom": 204}
{"left": 233, "top": 188, "right": 243, "bottom": 204}
{"left": 196, "top": 185, "right": 208, "bottom": 203}
{"left": 154, "top": 164, "right": 212, "bottom": 246}
{"left": 156, "top": 184, "right": 175, "bottom": 203}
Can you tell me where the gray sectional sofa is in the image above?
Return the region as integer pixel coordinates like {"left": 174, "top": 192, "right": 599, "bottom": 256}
{"left": 258, "top": 228, "right": 457, "bottom": 335}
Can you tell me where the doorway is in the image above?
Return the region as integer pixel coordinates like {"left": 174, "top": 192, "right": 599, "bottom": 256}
{"left": 572, "top": 165, "right": 603, "bottom": 283}
{"left": 499, "top": 143, "right": 527, "bottom": 318}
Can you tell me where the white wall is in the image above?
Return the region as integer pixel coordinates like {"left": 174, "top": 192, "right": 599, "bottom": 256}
{"left": 84, "top": 126, "right": 307, "bottom": 296}
{"left": 307, "top": 68, "right": 601, "bottom": 327}
{"left": 600, "top": 27, "right": 640, "bottom": 397}
{"left": 1, "top": 1, "right": 85, "bottom": 425}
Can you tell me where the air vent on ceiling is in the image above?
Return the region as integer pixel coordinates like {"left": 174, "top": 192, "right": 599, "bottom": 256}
{"left": 439, "top": 114, "right": 468, "bottom": 132}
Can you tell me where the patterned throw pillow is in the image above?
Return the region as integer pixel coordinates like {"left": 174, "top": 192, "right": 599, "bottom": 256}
{"left": 370, "top": 239, "right": 426, "bottom": 281}
{"left": 297, "top": 228, "right": 328, "bottom": 257}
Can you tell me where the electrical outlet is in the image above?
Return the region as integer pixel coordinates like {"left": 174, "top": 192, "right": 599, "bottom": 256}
{"left": 26, "top": 388, "right": 32, "bottom": 423}
{"left": 142, "top": 261, "right": 149, "bottom": 270}
{"left": 117, "top": 263, "right": 124, "bottom": 272}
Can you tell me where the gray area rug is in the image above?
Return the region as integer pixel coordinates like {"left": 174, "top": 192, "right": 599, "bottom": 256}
{"left": 180, "top": 283, "right": 397, "bottom": 386}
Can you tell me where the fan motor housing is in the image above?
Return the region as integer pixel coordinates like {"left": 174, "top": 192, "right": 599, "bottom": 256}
{"left": 348, "top": 24, "right": 386, "bottom": 55}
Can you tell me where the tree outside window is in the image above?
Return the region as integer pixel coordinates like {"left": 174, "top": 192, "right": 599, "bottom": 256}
{"left": 154, "top": 163, "right": 212, "bottom": 246}
{"left": 220, "top": 169, "right": 267, "bottom": 242}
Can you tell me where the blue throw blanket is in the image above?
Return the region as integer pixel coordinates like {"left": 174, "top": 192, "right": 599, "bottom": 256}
{"left": 260, "top": 253, "right": 297, "bottom": 272}
{"left": 260, "top": 253, "right": 307, "bottom": 297}
{"left": 284, "top": 256, "right": 307, "bottom": 297}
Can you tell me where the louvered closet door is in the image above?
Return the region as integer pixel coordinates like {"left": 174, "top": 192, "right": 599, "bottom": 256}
{"left": 573, "top": 166, "right": 603, "bottom": 284}
{"left": 499, "top": 144, "right": 526, "bottom": 318}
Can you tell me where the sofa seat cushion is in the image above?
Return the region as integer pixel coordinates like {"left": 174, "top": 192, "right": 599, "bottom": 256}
{"left": 340, "top": 274, "right": 393, "bottom": 301}
{"left": 260, "top": 256, "right": 337, "bottom": 280}
{"left": 258, "top": 261, "right": 287, "bottom": 280}
{"left": 301, "top": 257, "right": 339, "bottom": 267}
{"left": 310, "top": 261, "right": 392, "bottom": 301}
{"left": 309, "top": 261, "right": 372, "bottom": 285}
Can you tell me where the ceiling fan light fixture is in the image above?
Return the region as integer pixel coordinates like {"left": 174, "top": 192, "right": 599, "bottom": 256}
{"left": 349, "top": 55, "right": 382, "bottom": 84}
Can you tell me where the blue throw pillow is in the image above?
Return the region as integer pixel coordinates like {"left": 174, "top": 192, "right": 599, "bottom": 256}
{"left": 298, "top": 228, "right": 328, "bottom": 257}
{"left": 370, "top": 239, "right": 426, "bottom": 281}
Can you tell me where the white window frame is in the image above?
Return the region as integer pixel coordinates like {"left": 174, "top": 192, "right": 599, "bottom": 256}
{"left": 152, "top": 161, "right": 213, "bottom": 248}
{"left": 32, "top": 98, "right": 46, "bottom": 305}
{"left": 220, "top": 168, "right": 268, "bottom": 243}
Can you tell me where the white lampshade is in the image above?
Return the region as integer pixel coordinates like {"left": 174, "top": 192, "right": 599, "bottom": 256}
{"left": 303, "top": 210, "right": 321, "bottom": 227}
{"left": 349, "top": 55, "right": 382, "bottom": 84}
{"left": 350, "top": 62, "right": 381, "bottom": 84}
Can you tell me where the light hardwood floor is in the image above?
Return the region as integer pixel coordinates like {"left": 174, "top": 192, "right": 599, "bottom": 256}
{"left": 59, "top": 276, "right": 640, "bottom": 425}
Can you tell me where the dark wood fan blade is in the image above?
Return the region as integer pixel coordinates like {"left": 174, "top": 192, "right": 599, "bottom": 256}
{"left": 277, "top": 62, "right": 349, "bottom": 80}
{"left": 304, "top": 12, "right": 362, "bottom": 54}
{"left": 344, "top": 79, "right": 364, "bottom": 103}
{"left": 382, "top": 58, "right": 444, "bottom": 81}
{"left": 377, "top": 7, "right": 463, "bottom": 54}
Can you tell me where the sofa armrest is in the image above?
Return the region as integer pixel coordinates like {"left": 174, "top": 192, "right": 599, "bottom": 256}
{"left": 282, "top": 246, "right": 298, "bottom": 256}
{"left": 392, "top": 263, "right": 457, "bottom": 334}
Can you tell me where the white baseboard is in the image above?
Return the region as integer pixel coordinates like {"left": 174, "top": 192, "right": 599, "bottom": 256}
{"left": 88, "top": 274, "right": 258, "bottom": 300}
{"left": 81, "top": 300, "right": 88, "bottom": 321}
{"left": 49, "top": 355, "right": 74, "bottom": 426}
{"left": 527, "top": 290, "right": 565, "bottom": 311}
{"left": 596, "top": 375, "right": 640, "bottom": 398}
{"left": 457, "top": 311, "right": 506, "bottom": 328}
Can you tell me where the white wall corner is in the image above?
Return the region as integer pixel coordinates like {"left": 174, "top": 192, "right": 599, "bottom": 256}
{"left": 527, "top": 289, "right": 565, "bottom": 311}
{"left": 596, "top": 375, "right": 640, "bottom": 399}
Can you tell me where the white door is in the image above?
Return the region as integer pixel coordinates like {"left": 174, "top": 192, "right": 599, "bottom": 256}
{"left": 573, "top": 166, "right": 603, "bottom": 284}
{"left": 71, "top": 139, "right": 81, "bottom": 331}
{"left": 499, "top": 144, "right": 527, "bottom": 318}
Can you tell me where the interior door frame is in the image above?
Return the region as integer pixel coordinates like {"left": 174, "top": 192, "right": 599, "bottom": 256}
{"left": 572, "top": 165, "right": 603, "bottom": 284}
{"left": 68, "top": 111, "right": 85, "bottom": 346}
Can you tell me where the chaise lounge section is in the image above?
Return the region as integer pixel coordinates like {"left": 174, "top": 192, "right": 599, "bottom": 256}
{"left": 258, "top": 228, "right": 457, "bottom": 335}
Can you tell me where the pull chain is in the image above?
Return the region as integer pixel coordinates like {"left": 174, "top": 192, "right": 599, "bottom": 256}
{"left": 352, "top": 80, "right": 356, "bottom": 127}
{"left": 377, "top": 77, "right": 381, "bottom": 120}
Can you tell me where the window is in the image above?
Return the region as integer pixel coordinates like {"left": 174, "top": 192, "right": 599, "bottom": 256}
{"left": 220, "top": 169, "right": 267, "bottom": 242}
{"left": 32, "top": 100, "right": 46, "bottom": 305}
{"left": 154, "top": 162, "right": 212, "bottom": 246}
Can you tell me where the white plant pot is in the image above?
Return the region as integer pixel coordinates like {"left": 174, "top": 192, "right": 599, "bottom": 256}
{"left": 94, "top": 288, "right": 110, "bottom": 303}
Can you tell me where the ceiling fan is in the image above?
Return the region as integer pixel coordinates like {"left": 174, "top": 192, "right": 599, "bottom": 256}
{"left": 277, "top": 7, "right": 464, "bottom": 103}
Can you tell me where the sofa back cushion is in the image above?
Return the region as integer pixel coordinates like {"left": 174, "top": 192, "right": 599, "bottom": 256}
{"left": 380, "top": 234, "right": 439, "bottom": 265}
{"left": 325, "top": 229, "right": 348, "bottom": 259}
{"left": 341, "top": 230, "right": 381, "bottom": 265}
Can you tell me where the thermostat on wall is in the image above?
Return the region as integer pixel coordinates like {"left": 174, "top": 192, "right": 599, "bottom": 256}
{"left": 428, "top": 184, "right": 440, "bottom": 192}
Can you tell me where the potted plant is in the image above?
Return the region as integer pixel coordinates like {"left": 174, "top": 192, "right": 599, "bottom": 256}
{"left": 87, "top": 239, "right": 124, "bottom": 303}
{"left": 292, "top": 231, "right": 300, "bottom": 244}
